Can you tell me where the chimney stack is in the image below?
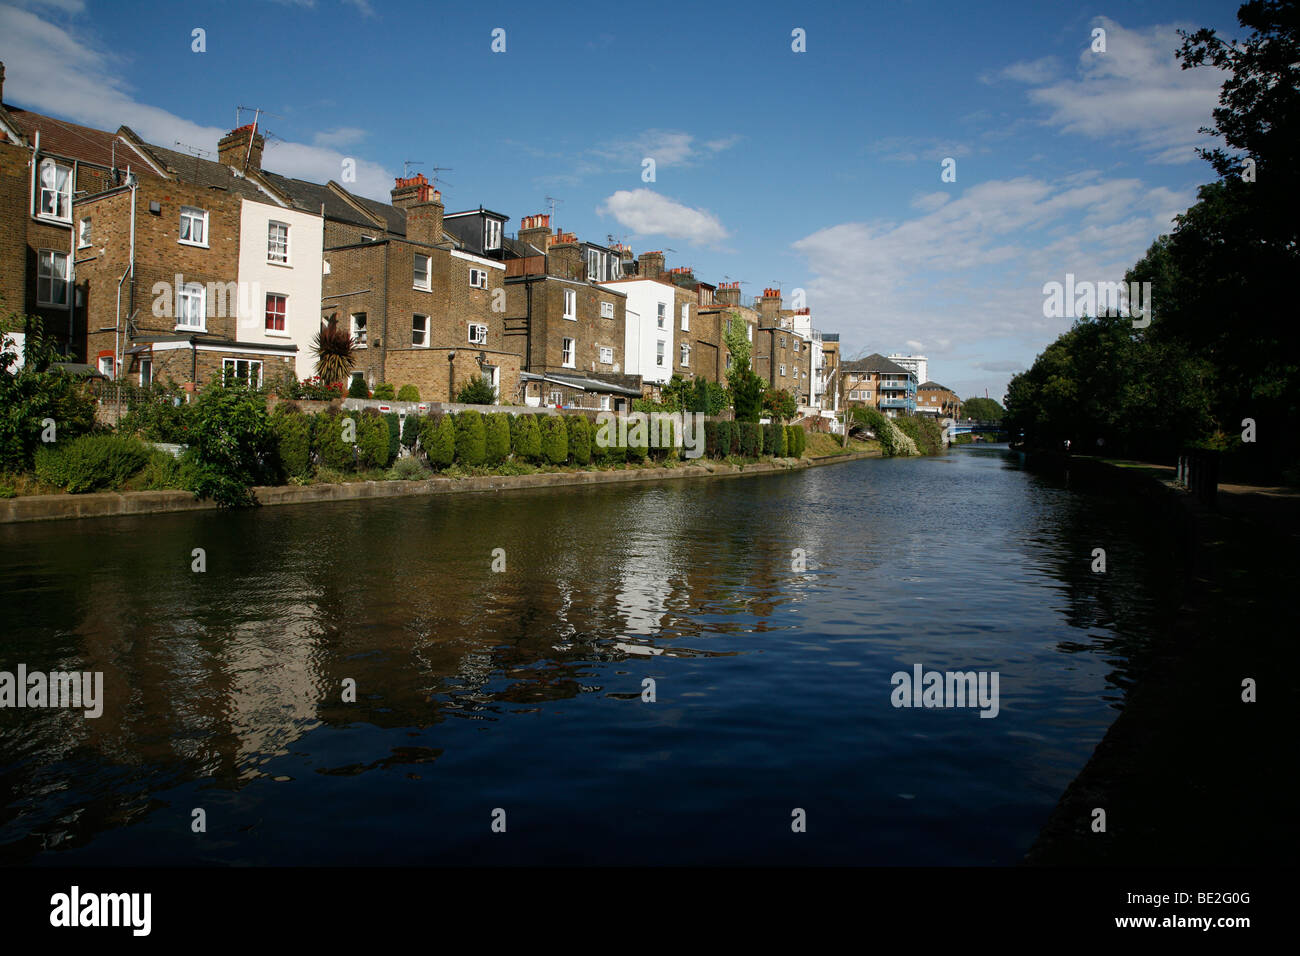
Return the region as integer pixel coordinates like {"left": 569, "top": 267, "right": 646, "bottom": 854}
{"left": 716, "top": 281, "right": 741, "bottom": 306}
{"left": 546, "top": 228, "right": 582, "bottom": 280}
{"left": 391, "top": 174, "right": 444, "bottom": 244}
{"left": 218, "top": 124, "right": 265, "bottom": 172}
{"left": 759, "top": 287, "right": 782, "bottom": 325}
{"left": 638, "top": 250, "right": 665, "bottom": 279}
{"left": 518, "top": 213, "right": 551, "bottom": 251}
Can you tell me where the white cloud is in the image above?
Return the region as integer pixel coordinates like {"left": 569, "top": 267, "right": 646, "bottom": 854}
{"left": 871, "top": 136, "right": 974, "bottom": 164}
{"left": 312, "top": 127, "right": 367, "bottom": 148}
{"left": 1001, "top": 17, "right": 1224, "bottom": 164}
{"left": 0, "top": 3, "right": 394, "bottom": 199}
{"left": 589, "top": 129, "right": 739, "bottom": 170}
{"left": 597, "top": 189, "right": 728, "bottom": 245}
{"left": 982, "top": 56, "right": 1059, "bottom": 85}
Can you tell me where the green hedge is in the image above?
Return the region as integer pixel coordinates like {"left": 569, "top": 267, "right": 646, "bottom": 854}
{"left": 271, "top": 403, "right": 313, "bottom": 479}
{"left": 385, "top": 412, "right": 401, "bottom": 462}
{"left": 540, "top": 415, "right": 568, "bottom": 465}
{"left": 422, "top": 414, "right": 455, "bottom": 469}
{"left": 511, "top": 414, "right": 542, "bottom": 462}
{"left": 763, "top": 422, "right": 779, "bottom": 455}
{"left": 396, "top": 384, "right": 420, "bottom": 402}
{"left": 314, "top": 409, "right": 356, "bottom": 471}
{"left": 454, "top": 410, "right": 487, "bottom": 466}
{"left": 34, "top": 433, "right": 152, "bottom": 493}
{"left": 372, "top": 382, "right": 396, "bottom": 400}
{"left": 485, "top": 412, "right": 511, "bottom": 465}
{"left": 785, "top": 425, "right": 806, "bottom": 458}
{"left": 567, "top": 416, "right": 591, "bottom": 465}
{"left": 401, "top": 412, "right": 422, "bottom": 450}
{"left": 741, "top": 421, "right": 763, "bottom": 457}
{"left": 354, "top": 409, "right": 390, "bottom": 469}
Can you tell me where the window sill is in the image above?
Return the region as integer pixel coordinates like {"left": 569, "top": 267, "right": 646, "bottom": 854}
{"left": 264, "top": 330, "right": 291, "bottom": 338}
{"left": 413, "top": 284, "right": 432, "bottom": 292}
{"left": 175, "top": 324, "right": 207, "bottom": 333}
{"left": 266, "top": 260, "right": 292, "bottom": 268}
{"left": 563, "top": 315, "right": 577, "bottom": 321}
{"left": 35, "top": 214, "right": 71, "bottom": 226}
{"left": 178, "top": 240, "right": 209, "bottom": 249}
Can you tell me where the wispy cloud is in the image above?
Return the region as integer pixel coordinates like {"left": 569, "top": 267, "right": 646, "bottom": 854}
{"left": 0, "top": 3, "right": 394, "bottom": 198}
{"left": 598, "top": 189, "right": 729, "bottom": 245}
{"left": 312, "top": 127, "right": 367, "bottom": 148}
{"left": 869, "top": 136, "right": 973, "bottom": 164}
{"left": 995, "top": 17, "right": 1223, "bottom": 164}
{"left": 588, "top": 129, "right": 741, "bottom": 172}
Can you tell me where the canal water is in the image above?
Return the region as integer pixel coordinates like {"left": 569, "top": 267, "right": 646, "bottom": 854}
{"left": 0, "top": 446, "right": 1186, "bottom": 865}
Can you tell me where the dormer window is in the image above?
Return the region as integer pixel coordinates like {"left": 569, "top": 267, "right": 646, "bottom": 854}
{"left": 586, "top": 248, "right": 606, "bottom": 282}
{"left": 485, "top": 219, "right": 502, "bottom": 251}
{"left": 38, "top": 159, "right": 72, "bottom": 221}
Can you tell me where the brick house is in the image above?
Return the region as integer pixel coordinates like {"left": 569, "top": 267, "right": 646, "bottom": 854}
{"left": 840, "top": 353, "right": 918, "bottom": 418}
{"left": 506, "top": 214, "right": 633, "bottom": 408}
{"left": 75, "top": 125, "right": 322, "bottom": 388}
{"left": 751, "top": 288, "right": 812, "bottom": 405}
{"left": 917, "top": 381, "right": 962, "bottom": 418}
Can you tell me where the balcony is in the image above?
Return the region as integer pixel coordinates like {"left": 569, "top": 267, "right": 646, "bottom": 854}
{"left": 877, "top": 379, "right": 913, "bottom": 392}
{"left": 879, "top": 397, "right": 911, "bottom": 408}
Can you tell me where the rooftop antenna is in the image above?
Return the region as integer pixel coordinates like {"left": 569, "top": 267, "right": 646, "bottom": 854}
{"left": 402, "top": 160, "right": 423, "bottom": 179}
{"left": 174, "top": 140, "right": 212, "bottom": 181}
{"left": 544, "top": 195, "right": 563, "bottom": 221}
{"left": 428, "top": 166, "right": 454, "bottom": 191}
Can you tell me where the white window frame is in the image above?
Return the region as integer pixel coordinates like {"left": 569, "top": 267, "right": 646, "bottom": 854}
{"left": 680, "top": 343, "right": 690, "bottom": 366}
{"left": 586, "top": 249, "right": 605, "bottom": 281}
{"left": 656, "top": 340, "right": 665, "bottom": 367}
{"left": 561, "top": 337, "right": 576, "bottom": 368}
{"left": 747, "top": 324, "right": 753, "bottom": 342}
{"left": 549, "top": 390, "right": 563, "bottom": 406}
{"left": 37, "top": 159, "right": 72, "bottom": 222}
{"left": 265, "top": 292, "right": 288, "bottom": 335}
{"left": 599, "top": 346, "right": 613, "bottom": 365}
{"left": 37, "top": 250, "right": 70, "bottom": 307}
{"left": 600, "top": 300, "right": 614, "bottom": 319}
{"left": 176, "top": 282, "right": 206, "bottom": 331}
{"left": 413, "top": 313, "right": 430, "bottom": 348}
{"left": 179, "top": 206, "right": 208, "bottom": 247}
{"left": 351, "top": 312, "right": 367, "bottom": 348}
{"left": 223, "top": 357, "right": 264, "bottom": 388}
{"left": 656, "top": 302, "right": 666, "bottom": 329}
{"left": 681, "top": 303, "right": 689, "bottom": 331}
{"left": 138, "top": 357, "right": 152, "bottom": 386}
{"left": 485, "top": 219, "right": 502, "bottom": 251}
{"left": 98, "top": 355, "right": 115, "bottom": 378}
{"left": 780, "top": 364, "right": 787, "bottom": 377}
{"left": 563, "top": 288, "right": 576, "bottom": 320}
{"left": 468, "top": 323, "right": 488, "bottom": 345}
{"left": 78, "top": 217, "right": 92, "bottom": 248}
{"left": 469, "top": 267, "right": 488, "bottom": 289}
{"left": 413, "top": 255, "right": 431, "bottom": 290}
{"left": 479, "top": 364, "right": 499, "bottom": 399}
{"left": 267, "top": 221, "right": 289, "bottom": 265}
{"left": 600, "top": 394, "right": 611, "bottom": 411}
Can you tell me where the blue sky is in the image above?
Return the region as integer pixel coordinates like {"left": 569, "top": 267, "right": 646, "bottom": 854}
{"left": 0, "top": 0, "right": 1241, "bottom": 400}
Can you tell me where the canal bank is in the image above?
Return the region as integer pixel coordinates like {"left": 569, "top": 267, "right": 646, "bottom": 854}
{"left": 1024, "top": 455, "right": 1299, "bottom": 865}
{"left": 0, "top": 449, "right": 882, "bottom": 524}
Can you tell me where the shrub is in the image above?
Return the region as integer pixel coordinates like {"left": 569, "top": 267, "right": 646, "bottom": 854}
{"left": 384, "top": 412, "right": 401, "bottom": 461}
{"left": 741, "top": 422, "right": 763, "bottom": 457}
{"left": 135, "top": 447, "right": 197, "bottom": 491}
{"left": 315, "top": 409, "right": 357, "bottom": 471}
{"left": 401, "top": 412, "right": 422, "bottom": 450}
{"left": 386, "top": 457, "right": 429, "bottom": 481}
{"left": 117, "top": 381, "right": 193, "bottom": 443}
{"left": 347, "top": 376, "right": 369, "bottom": 398}
{"left": 186, "top": 381, "right": 277, "bottom": 507}
{"left": 0, "top": 317, "right": 99, "bottom": 471}
{"left": 540, "top": 415, "right": 568, "bottom": 465}
{"left": 454, "top": 410, "right": 487, "bottom": 466}
{"left": 703, "top": 421, "right": 718, "bottom": 458}
{"left": 373, "top": 382, "right": 396, "bottom": 400}
{"left": 513, "top": 414, "right": 542, "bottom": 462}
{"left": 271, "top": 403, "right": 313, "bottom": 479}
{"left": 422, "top": 414, "right": 455, "bottom": 469}
{"left": 786, "top": 425, "right": 805, "bottom": 458}
{"left": 763, "top": 422, "right": 779, "bottom": 456}
{"left": 713, "top": 421, "right": 730, "bottom": 459}
{"left": 567, "top": 416, "right": 591, "bottom": 465}
{"left": 456, "top": 375, "right": 496, "bottom": 405}
{"left": 774, "top": 421, "right": 788, "bottom": 457}
{"left": 357, "top": 409, "right": 392, "bottom": 469}
{"left": 485, "top": 412, "right": 511, "bottom": 465}
{"left": 33, "top": 433, "right": 152, "bottom": 493}
{"left": 625, "top": 419, "right": 648, "bottom": 462}
{"left": 396, "top": 384, "right": 420, "bottom": 402}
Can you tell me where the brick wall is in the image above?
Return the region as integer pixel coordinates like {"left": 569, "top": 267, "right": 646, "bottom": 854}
{"left": 384, "top": 346, "right": 520, "bottom": 403}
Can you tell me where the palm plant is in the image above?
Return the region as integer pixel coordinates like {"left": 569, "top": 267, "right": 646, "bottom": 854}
{"left": 313, "top": 320, "right": 356, "bottom": 386}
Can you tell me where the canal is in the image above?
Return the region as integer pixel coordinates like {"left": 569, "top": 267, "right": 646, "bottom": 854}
{"left": 0, "top": 446, "right": 1187, "bottom": 865}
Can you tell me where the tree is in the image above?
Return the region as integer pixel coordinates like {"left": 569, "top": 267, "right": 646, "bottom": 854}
{"left": 763, "top": 388, "right": 798, "bottom": 422}
{"left": 347, "top": 376, "right": 369, "bottom": 398}
{"left": 312, "top": 319, "right": 356, "bottom": 385}
{"left": 962, "top": 397, "right": 1005, "bottom": 422}
{"left": 186, "top": 380, "right": 276, "bottom": 507}
{"left": 456, "top": 375, "right": 497, "bottom": 405}
{"left": 0, "top": 313, "right": 98, "bottom": 471}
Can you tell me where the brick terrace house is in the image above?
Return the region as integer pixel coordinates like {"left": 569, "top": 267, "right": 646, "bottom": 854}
{"left": 840, "top": 353, "right": 918, "bottom": 418}
{"left": 75, "top": 125, "right": 322, "bottom": 387}
{"left": 753, "top": 288, "right": 813, "bottom": 405}
{"left": 917, "top": 381, "right": 962, "bottom": 418}
{"left": 284, "top": 172, "right": 520, "bottom": 402}
{"left": 0, "top": 66, "right": 145, "bottom": 361}
{"left": 506, "top": 215, "right": 638, "bottom": 409}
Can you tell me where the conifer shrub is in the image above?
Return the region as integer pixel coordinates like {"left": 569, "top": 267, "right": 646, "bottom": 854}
{"left": 385, "top": 412, "right": 401, "bottom": 461}
{"left": 357, "top": 409, "right": 392, "bottom": 469}
{"left": 422, "top": 414, "right": 455, "bottom": 469}
{"left": 347, "top": 376, "right": 369, "bottom": 398}
{"left": 516, "top": 414, "right": 542, "bottom": 462}
{"left": 454, "top": 409, "right": 487, "bottom": 466}
{"left": 567, "top": 416, "right": 591, "bottom": 465}
{"left": 774, "top": 421, "right": 788, "bottom": 457}
{"left": 485, "top": 412, "right": 511, "bottom": 465}
{"left": 741, "top": 422, "right": 763, "bottom": 457}
{"left": 713, "top": 421, "right": 730, "bottom": 459}
{"left": 396, "top": 384, "right": 420, "bottom": 402}
{"left": 763, "top": 421, "right": 779, "bottom": 455}
{"left": 314, "top": 409, "right": 356, "bottom": 471}
{"left": 540, "top": 414, "right": 569, "bottom": 465}
{"left": 401, "top": 413, "right": 422, "bottom": 450}
{"left": 271, "top": 402, "right": 313, "bottom": 479}
{"left": 373, "top": 382, "right": 396, "bottom": 400}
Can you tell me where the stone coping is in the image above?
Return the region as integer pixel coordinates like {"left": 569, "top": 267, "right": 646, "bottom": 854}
{"left": 0, "top": 451, "right": 879, "bottom": 524}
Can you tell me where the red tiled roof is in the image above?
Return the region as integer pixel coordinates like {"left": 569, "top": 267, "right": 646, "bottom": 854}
{"left": 4, "top": 106, "right": 124, "bottom": 168}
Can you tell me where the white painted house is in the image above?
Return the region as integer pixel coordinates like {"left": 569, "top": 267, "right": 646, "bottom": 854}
{"left": 600, "top": 277, "right": 674, "bottom": 385}
{"left": 235, "top": 198, "right": 324, "bottom": 380}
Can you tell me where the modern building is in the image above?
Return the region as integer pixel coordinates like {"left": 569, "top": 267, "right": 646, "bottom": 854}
{"left": 917, "top": 381, "right": 962, "bottom": 418}
{"left": 887, "top": 353, "right": 928, "bottom": 388}
{"left": 840, "top": 353, "right": 918, "bottom": 417}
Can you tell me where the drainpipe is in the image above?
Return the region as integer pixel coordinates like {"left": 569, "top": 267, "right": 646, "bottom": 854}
{"left": 379, "top": 244, "right": 389, "bottom": 388}
{"left": 68, "top": 159, "right": 77, "bottom": 359}
{"left": 113, "top": 171, "right": 137, "bottom": 389}
{"left": 524, "top": 278, "right": 533, "bottom": 369}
